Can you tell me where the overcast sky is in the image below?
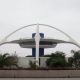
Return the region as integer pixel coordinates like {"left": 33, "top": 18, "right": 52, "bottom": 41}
{"left": 0, "top": 0, "right": 80, "bottom": 57}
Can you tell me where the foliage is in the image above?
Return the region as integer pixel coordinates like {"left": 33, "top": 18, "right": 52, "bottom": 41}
{"left": 68, "top": 50, "right": 80, "bottom": 68}
{"left": 42, "top": 54, "right": 51, "bottom": 57}
{"left": 29, "top": 60, "right": 37, "bottom": 69}
{"left": 68, "top": 57, "right": 74, "bottom": 67}
{"left": 26, "top": 55, "right": 32, "bottom": 57}
{"left": 0, "top": 53, "right": 18, "bottom": 68}
{"left": 46, "top": 51, "right": 68, "bottom": 67}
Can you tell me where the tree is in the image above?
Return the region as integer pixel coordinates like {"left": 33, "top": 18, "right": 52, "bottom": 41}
{"left": 68, "top": 57, "right": 74, "bottom": 67}
{"left": 0, "top": 53, "right": 18, "bottom": 68}
{"left": 46, "top": 51, "right": 68, "bottom": 67}
{"left": 29, "top": 60, "right": 37, "bottom": 69}
{"left": 69, "top": 50, "right": 80, "bottom": 68}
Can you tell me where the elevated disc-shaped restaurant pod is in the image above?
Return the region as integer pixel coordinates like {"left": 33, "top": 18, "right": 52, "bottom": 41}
{"left": 0, "top": 23, "right": 80, "bottom": 48}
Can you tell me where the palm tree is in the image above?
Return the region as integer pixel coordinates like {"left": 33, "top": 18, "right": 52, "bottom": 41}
{"left": 0, "top": 53, "right": 18, "bottom": 68}
{"left": 68, "top": 57, "right": 74, "bottom": 67}
{"left": 71, "top": 50, "right": 80, "bottom": 68}
{"left": 29, "top": 60, "right": 37, "bottom": 69}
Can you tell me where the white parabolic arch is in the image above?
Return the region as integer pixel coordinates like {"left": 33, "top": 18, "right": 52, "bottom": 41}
{"left": 0, "top": 23, "right": 80, "bottom": 48}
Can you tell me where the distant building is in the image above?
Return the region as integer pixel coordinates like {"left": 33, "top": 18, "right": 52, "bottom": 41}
{"left": 0, "top": 24, "right": 80, "bottom": 66}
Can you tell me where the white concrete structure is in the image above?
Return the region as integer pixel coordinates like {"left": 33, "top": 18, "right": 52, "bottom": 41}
{"left": 18, "top": 57, "right": 68, "bottom": 68}
{"left": 35, "top": 24, "right": 40, "bottom": 66}
{"left": 0, "top": 24, "right": 80, "bottom": 66}
{"left": 18, "top": 57, "right": 48, "bottom": 68}
{"left": 18, "top": 57, "right": 35, "bottom": 68}
{"left": 0, "top": 24, "right": 80, "bottom": 48}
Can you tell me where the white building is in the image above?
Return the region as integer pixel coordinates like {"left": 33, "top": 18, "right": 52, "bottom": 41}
{"left": 0, "top": 24, "right": 80, "bottom": 66}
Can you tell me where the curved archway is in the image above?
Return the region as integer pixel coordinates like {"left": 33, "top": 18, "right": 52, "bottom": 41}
{"left": 0, "top": 23, "right": 80, "bottom": 48}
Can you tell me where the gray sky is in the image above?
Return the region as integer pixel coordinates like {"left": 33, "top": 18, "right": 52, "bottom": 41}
{"left": 0, "top": 0, "right": 80, "bottom": 57}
